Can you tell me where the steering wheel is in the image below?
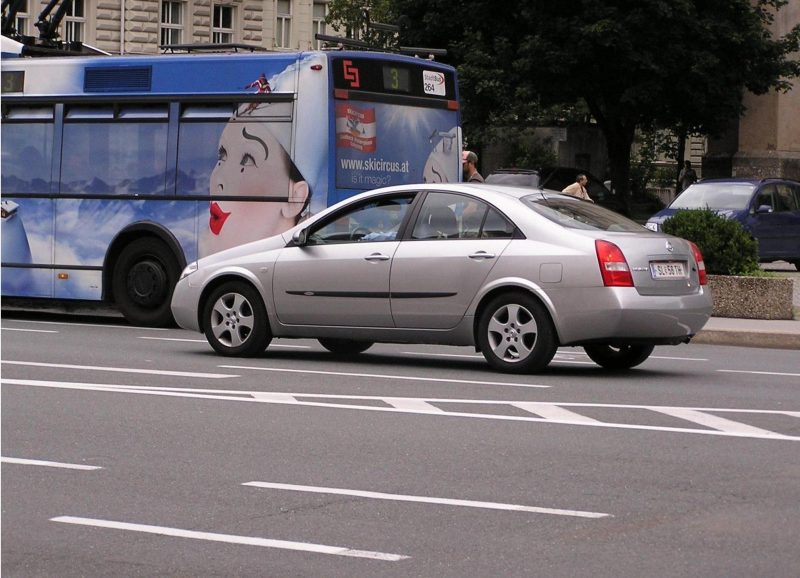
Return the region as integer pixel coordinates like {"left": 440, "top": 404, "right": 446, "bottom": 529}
{"left": 350, "top": 227, "right": 371, "bottom": 240}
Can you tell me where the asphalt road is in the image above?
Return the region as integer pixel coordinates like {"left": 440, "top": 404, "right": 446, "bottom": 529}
{"left": 2, "top": 312, "right": 799, "bottom": 577}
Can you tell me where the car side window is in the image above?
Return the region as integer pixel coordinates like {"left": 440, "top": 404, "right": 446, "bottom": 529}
{"left": 775, "top": 184, "right": 798, "bottom": 212}
{"left": 307, "top": 194, "right": 415, "bottom": 244}
{"left": 411, "top": 192, "right": 515, "bottom": 240}
{"left": 755, "top": 185, "right": 777, "bottom": 211}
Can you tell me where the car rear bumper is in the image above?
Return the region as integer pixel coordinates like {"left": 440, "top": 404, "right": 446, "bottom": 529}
{"left": 555, "top": 287, "right": 713, "bottom": 345}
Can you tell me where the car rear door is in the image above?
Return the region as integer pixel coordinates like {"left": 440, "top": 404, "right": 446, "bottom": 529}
{"left": 390, "top": 192, "right": 514, "bottom": 329}
{"left": 747, "top": 183, "right": 800, "bottom": 261}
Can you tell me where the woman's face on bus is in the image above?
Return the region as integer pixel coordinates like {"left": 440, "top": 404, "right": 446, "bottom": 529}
{"left": 200, "top": 121, "right": 308, "bottom": 257}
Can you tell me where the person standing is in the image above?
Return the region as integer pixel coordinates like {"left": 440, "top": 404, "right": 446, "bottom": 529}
{"left": 678, "top": 160, "right": 698, "bottom": 191}
{"left": 561, "top": 173, "right": 594, "bottom": 202}
{"left": 462, "top": 150, "right": 484, "bottom": 182}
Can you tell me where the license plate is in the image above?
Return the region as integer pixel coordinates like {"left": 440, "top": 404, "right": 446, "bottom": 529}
{"left": 650, "top": 261, "right": 687, "bottom": 279}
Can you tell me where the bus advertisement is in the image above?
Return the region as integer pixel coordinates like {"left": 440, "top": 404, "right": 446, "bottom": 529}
{"left": 1, "top": 49, "right": 461, "bottom": 326}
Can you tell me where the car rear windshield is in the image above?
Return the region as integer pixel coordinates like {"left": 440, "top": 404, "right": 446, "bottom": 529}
{"left": 670, "top": 182, "right": 756, "bottom": 210}
{"left": 522, "top": 195, "right": 645, "bottom": 232}
{"left": 486, "top": 172, "right": 541, "bottom": 187}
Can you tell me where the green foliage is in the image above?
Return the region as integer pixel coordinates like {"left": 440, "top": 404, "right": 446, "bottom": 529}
{"left": 661, "top": 209, "right": 760, "bottom": 276}
{"left": 391, "top": 0, "right": 800, "bottom": 202}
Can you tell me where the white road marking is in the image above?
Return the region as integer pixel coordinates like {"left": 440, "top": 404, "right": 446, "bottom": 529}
{"left": 383, "top": 398, "right": 444, "bottom": 412}
{"left": 219, "top": 364, "right": 550, "bottom": 389}
{"left": 139, "top": 337, "right": 312, "bottom": 349}
{"left": 243, "top": 481, "right": 610, "bottom": 519}
{"left": 1, "top": 457, "right": 101, "bottom": 470}
{"left": 50, "top": 516, "right": 408, "bottom": 561}
{"left": 138, "top": 336, "right": 207, "bottom": 343}
{"left": 401, "top": 351, "right": 483, "bottom": 359}
{"left": 718, "top": 369, "right": 800, "bottom": 378}
{"left": 6, "top": 319, "right": 167, "bottom": 330}
{"left": 512, "top": 402, "right": 602, "bottom": 423}
{"left": 652, "top": 407, "right": 781, "bottom": 437}
{"left": 1, "top": 328, "right": 59, "bottom": 333}
{"left": 2, "top": 360, "right": 237, "bottom": 379}
{"left": 4, "top": 379, "right": 798, "bottom": 441}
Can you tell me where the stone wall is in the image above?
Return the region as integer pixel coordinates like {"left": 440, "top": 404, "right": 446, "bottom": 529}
{"left": 708, "top": 275, "right": 794, "bottom": 320}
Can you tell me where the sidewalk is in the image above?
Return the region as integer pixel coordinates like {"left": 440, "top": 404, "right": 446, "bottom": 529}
{"left": 694, "top": 317, "right": 800, "bottom": 350}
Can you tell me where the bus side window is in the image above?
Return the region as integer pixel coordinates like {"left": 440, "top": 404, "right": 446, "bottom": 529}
{"left": 61, "top": 104, "right": 169, "bottom": 195}
{"left": 1, "top": 107, "right": 55, "bottom": 195}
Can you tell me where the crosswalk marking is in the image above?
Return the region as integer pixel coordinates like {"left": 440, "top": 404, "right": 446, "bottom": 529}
{"left": 512, "top": 402, "right": 602, "bottom": 423}
{"left": 4, "top": 378, "right": 798, "bottom": 441}
{"left": 652, "top": 407, "right": 781, "bottom": 437}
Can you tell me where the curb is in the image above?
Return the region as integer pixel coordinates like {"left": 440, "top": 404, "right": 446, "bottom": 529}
{"left": 693, "top": 329, "right": 800, "bottom": 350}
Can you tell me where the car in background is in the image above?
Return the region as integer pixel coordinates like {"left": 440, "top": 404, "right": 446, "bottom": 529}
{"left": 645, "top": 178, "right": 800, "bottom": 270}
{"left": 485, "top": 166, "right": 627, "bottom": 214}
{"left": 171, "top": 183, "right": 712, "bottom": 374}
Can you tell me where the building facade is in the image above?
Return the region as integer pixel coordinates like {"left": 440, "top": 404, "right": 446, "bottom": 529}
{"left": 11, "top": 0, "right": 333, "bottom": 54}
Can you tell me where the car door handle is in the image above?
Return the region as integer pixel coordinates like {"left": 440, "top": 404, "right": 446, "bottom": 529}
{"left": 468, "top": 251, "right": 496, "bottom": 260}
{"left": 364, "top": 252, "right": 391, "bottom": 261}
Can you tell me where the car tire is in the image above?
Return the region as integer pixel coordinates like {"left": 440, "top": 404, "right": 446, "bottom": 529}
{"left": 203, "top": 281, "right": 271, "bottom": 357}
{"left": 477, "top": 292, "right": 557, "bottom": 374}
{"left": 318, "top": 338, "right": 374, "bottom": 356}
{"left": 583, "top": 343, "right": 655, "bottom": 370}
{"left": 112, "top": 238, "right": 179, "bottom": 327}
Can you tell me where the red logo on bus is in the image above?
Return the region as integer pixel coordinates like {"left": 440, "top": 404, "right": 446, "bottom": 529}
{"left": 343, "top": 60, "right": 360, "bottom": 88}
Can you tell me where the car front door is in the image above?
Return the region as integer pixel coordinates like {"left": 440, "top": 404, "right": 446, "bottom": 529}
{"left": 747, "top": 183, "right": 800, "bottom": 261}
{"left": 390, "top": 192, "right": 514, "bottom": 329}
{"left": 272, "top": 193, "right": 415, "bottom": 327}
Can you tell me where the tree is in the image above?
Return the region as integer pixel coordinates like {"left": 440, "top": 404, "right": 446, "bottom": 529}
{"left": 392, "top": 0, "right": 800, "bottom": 204}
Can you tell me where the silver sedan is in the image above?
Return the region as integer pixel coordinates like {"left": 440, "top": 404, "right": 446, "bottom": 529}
{"left": 171, "top": 184, "right": 712, "bottom": 373}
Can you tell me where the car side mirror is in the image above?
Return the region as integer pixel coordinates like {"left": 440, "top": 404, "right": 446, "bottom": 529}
{"left": 292, "top": 227, "right": 308, "bottom": 246}
{"left": 756, "top": 204, "right": 774, "bottom": 214}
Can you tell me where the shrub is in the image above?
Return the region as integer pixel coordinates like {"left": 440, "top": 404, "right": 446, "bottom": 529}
{"left": 661, "top": 209, "right": 760, "bottom": 275}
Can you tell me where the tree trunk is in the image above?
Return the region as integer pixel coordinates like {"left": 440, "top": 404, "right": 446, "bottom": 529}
{"left": 674, "top": 127, "right": 687, "bottom": 195}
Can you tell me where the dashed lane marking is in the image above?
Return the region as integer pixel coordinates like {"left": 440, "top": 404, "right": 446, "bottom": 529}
{"left": 242, "top": 481, "right": 610, "bottom": 519}
{"left": 2, "top": 360, "right": 238, "bottom": 379}
{"left": 51, "top": 516, "right": 409, "bottom": 561}
{"left": 1, "top": 457, "right": 102, "bottom": 470}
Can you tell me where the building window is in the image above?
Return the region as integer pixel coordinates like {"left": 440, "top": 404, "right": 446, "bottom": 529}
{"left": 276, "top": 0, "right": 292, "bottom": 49}
{"left": 12, "top": 0, "right": 29, "bottom": 36}
{"left": 312, "top": 1, "right": 326, "bottom": 49}
{"left": 212, "top": 4, "right": 234, "bottom": 44}
{"left": 160, "top": 1, "right": 183, "bottom": 46}
{"left": 63, "top": 0, "right": 85, "bottom": 43}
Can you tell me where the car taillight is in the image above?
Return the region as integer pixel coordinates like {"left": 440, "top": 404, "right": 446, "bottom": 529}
{"left": 689, "top": 241, "right": 707, "bottom": 285}
{"left": 595, "top": 240, "right": 633, "bottom": 287}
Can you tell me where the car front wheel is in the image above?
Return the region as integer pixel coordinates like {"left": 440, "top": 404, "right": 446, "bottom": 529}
{"left": 477, "top": 292, "right": 557, "bottom": 374}
{"left": 203, "top": 281, "right": 271, "bottom": 357}
{"left": 583, "top": 343, "right": 655, "bottom": 370}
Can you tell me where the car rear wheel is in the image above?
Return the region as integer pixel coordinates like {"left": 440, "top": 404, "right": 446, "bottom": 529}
{"left": 583, "top": 343, "right": 655, "bottom": 370}
{"left": 203, "top": 281, "right": 271, "bottom": 357}
{"left": 477, "top": 292, "right": 557, "bottom": 374}
{"left": 318, "top": 338, "right": 374, "bottom": 356}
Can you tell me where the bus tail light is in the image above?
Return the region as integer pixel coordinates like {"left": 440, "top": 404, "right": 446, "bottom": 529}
{"left": 596, "top": 240, "right": 633, "bottom": 287}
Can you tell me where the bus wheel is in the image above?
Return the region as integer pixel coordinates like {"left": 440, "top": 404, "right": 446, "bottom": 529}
{"left": 112, "top": 238, "right": 179, "bottom": 327}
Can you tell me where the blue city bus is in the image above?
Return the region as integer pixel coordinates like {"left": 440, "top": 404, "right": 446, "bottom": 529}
{"left": 1, "top": 45, "right": 461, "bottom": 325}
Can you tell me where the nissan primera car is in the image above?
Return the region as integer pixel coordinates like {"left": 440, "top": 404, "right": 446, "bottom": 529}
{"left": 171, "top": 184, "right": 712, "bottom": 373}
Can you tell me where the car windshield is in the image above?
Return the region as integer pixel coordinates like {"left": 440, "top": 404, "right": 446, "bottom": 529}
{"left": 522, "top": 195, "right": 646, "bottom": 232}
{"left": 670, "top": 182, "right": 756, "bottom": 210}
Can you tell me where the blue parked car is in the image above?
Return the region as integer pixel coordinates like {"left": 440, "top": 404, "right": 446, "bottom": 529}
{"left": 645, "top": 178, "right": 800, "bottom": 270}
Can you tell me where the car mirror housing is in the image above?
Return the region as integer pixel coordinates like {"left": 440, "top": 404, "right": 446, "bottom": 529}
{"left": 756, "top": 204, "right": 774, "bottom": 214}
{"left": 292, "top": 228, "right": 308, "bottom": 246}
